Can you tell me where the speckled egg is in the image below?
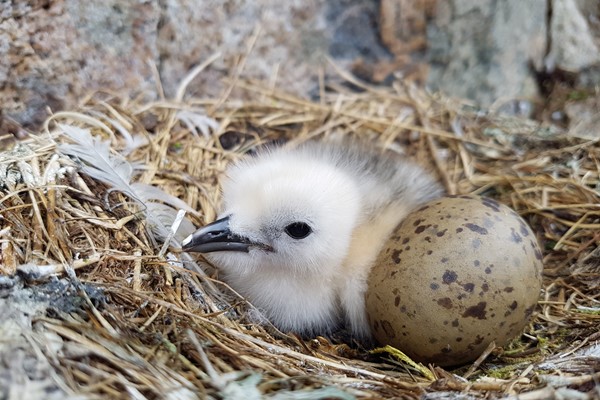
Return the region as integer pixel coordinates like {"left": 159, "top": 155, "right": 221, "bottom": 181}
{"left": 366, "top": 195, "right": 543, "bottom": 366}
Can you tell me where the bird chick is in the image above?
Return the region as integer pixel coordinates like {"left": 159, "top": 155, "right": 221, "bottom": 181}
{"left": 182, "top": 140, "right": 443, "bottom": 338}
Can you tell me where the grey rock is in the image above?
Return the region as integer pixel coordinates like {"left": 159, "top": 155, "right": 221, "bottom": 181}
{"left": 546, "top": 0, "right": 600, "bottom": 73}
{"left": 0, "top": 0, "right": 400, "bottom": 129}
{"left": 326, "top": 0, "right": 392, "bottom": 61}
{"left": 1, "top": 0, "right": 598, "bottom": 127}
{"left": 426, "top": 0, "right": 547, "bottom": 106}
{"left": 565, "top": 97, "right": 600, "bottom": 138}
{"left": 0, "top": 278, "right": 95, "bottom": 400}
{"left": 0, "top": 0, "right": 338, "bottom": 128}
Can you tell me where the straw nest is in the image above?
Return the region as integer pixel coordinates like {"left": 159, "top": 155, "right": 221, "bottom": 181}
{"left": 1, "top": 67, "right": 599, "bottom": 399}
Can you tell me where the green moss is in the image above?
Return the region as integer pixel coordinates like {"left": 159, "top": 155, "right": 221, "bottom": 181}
{"left": 572, "top": 308, "right": 600, "bottom": 315}
{"left": 485, "top": 364, "right": 521, "bottom": 379}
{"left": 567, "top": 90, "right": 590, "bottom": 101}
{"left": 170, "top": 142, "right": 184, "bottom": 152}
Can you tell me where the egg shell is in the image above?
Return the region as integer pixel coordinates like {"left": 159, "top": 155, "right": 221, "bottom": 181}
{"left": 366, "top": 195, "right": 543, "bottom": 367}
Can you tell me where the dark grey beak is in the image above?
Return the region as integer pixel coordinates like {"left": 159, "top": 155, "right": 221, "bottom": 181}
{"left": 182, "top": 216, "right": 251, "bottom": 253}
{"left": 182, "top": 216, "right": 272, "bottom": 253}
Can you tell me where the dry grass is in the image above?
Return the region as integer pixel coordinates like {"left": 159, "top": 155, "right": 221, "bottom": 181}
{"left": 1, "top": 69, "right": 599, "bottom": 399}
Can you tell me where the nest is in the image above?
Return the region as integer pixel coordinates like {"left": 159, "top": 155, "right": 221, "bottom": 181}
{"left": 1, "top": 68, "right": 599, "bottom": 399}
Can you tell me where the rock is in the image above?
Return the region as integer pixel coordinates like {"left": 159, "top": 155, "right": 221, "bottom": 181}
{"left": 426, "top": 0, "right": 548, "bottom": 106}
{"left": 546, "top": 0, "right": 600, "bottom": 73}
{"left": 0, "top": 0, "right": 598, "bottom": 128}
{"left": 564, "top": 97, "right": 600, "bottom": 139}
{"left": 0, "top": 1, "right": 161, "bottom": 128}
{"left": 326, "top": 0, "right": 391, "bottom": 62}
{"left": 0, "top": 278, "right": 90, "bottom": 400}
{"left": 0, "top": 0, "right": 395, "bottom": 130}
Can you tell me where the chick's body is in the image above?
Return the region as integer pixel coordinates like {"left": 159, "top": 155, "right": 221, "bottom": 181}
{"left": 183, "top": 141, "right": 443, "bottom": 338}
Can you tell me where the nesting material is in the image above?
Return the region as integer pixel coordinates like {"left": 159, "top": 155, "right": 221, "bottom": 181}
{"left": 0, "top": 76, "right": 599, "bottom": 399}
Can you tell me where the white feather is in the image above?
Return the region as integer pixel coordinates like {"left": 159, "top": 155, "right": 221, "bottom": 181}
{"left": 190, "top": 140, "right": 444, "bottom": 337}
{"left": 176, "top": 109, "right": 220, "bottom": 137}
{"left": 57, "top": 124, "right": 195, "bottom": 242}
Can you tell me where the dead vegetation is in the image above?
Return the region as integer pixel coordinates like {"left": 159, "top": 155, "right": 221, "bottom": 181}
{"left": 0, "top": 66, "right": 599, "bottom": 399}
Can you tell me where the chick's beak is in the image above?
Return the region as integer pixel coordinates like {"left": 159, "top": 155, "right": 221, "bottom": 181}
{"left": 182, "top": 216, "right": 264, "bottom": 253}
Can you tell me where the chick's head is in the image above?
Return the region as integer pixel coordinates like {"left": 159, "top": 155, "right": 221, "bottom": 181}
{"left": 208, "top": 152, "right": 362, "bottom": 275}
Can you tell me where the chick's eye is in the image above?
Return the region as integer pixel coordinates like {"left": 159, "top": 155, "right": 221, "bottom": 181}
{"left": 284, "top": 222, "right": 312, "bottom": 239}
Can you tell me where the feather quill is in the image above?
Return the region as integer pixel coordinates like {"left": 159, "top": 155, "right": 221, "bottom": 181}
{"left": 57, "top": 124, "right": 196, "bottom": 242}
{"left": 87, "top": 110, "right": 149, "bottom": 155}
{"left": 176, "top": 109, "right": 220, "bottom": 137}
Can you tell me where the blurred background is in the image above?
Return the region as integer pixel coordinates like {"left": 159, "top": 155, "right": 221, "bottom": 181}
{"left": 1, "top": 0, "right": 598, "bottom": 135}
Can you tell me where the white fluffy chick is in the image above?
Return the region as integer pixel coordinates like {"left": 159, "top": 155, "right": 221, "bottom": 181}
{"left": 182, "top": 140, "right": 443, "bottom": 338}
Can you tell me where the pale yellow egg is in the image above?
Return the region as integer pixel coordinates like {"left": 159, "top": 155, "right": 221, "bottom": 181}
{"left": 366, "top": 195, "right": 543, "bottom": 366}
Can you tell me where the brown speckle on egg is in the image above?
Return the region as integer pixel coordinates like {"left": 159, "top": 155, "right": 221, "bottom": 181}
{"left": 381, "top": 320, "right": 396, "bottom": 339}
{"left": 391, "top": 250, "right": 402, "bottom": 264}
{"left": 464, "top": 223, "right": 488, "bottom": 235}
{"left": 415, "top": 225, "right": 427, "bottom": 234}
{"left": 442, "top": 270, "right": 457, "bottom": 283}
{"left": 366, "top": 195, "right": 543, "bottom": 367}
{"left": 481, "top": 197, "right": 501, "bottom": 212}
{"left": 510, "top": 228, "right": 523, "bottom": 243}
{"left": 437, "top": 297, "right": 453, "bottom": 309}
{"left": 462, "top": 283, "right": 475, "bottom": 292}
{"left": 463, "top": 302, "right": 487, "bottom": 319}
{"left": 520, "top": 221, "right": 530, "bottom": 236}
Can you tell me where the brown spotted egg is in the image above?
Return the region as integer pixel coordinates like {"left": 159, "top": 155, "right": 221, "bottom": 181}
{"left": 366, "top": 195, "right": 543, "bottom": 367}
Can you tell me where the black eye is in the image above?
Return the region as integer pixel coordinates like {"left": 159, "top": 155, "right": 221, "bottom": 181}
{"left": 284, "top": 222, "right": 312, "bottom": 239}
